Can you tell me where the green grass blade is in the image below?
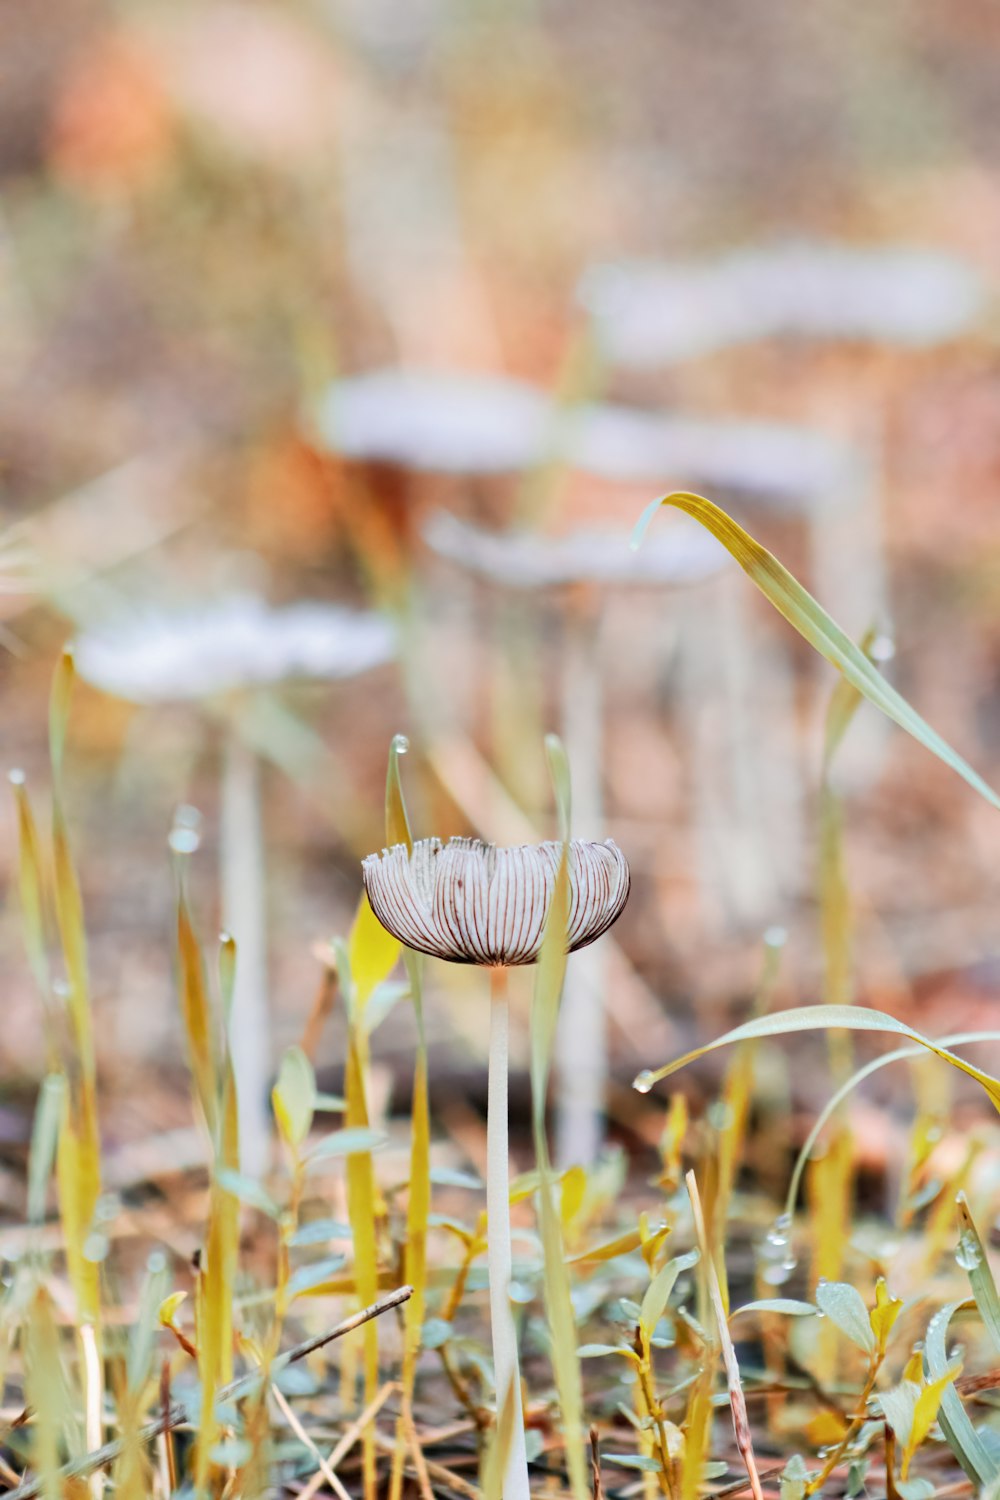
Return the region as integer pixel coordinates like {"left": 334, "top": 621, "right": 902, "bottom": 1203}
{"left": 784, "top": 1031, "right": 1000, "bottom": 1224}
{"left": 634, "top": 1005, "right": 1000, "bottom": 1113}
{"left": 956, "top": 1194, "right": 1000, "bottom": 1357}
{"left": 632, "top": 493, "right": 1000, "bottom": 813}
{"left": 924, "top": 1301, "right": 998, "bottom": 1487}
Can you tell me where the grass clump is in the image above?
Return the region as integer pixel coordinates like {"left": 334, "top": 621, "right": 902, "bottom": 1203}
{"left": 4, "top": 498, "right": 1000, "bottom": 1498}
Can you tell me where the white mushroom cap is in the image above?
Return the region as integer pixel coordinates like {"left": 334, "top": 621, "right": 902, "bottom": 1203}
{"left": 362, "top": 836, "right": 630, "bottom": 966}
{"left": 317, "top": 369, "right": 552, "bottom": 474}
{"left": 74, "top": 596, "right": 396, "bottom": 704}
{"left": 423, "top": 510, "right": 728, "bottom": 588}
{"left": 318, "top": 368, "right": 856, "bottom": 504}
{"left": 579, "top": 242, "right": 987, "bottom": 366}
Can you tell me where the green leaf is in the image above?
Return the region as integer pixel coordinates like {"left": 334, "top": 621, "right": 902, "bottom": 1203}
{"left": 305, "top": 1127, "right": 387, "bottom": 1166}
{"left": 272, "top": 1046, "right": 315, "bottom": 1151}
{"left": 604, "top": 1454, "right": 664, "bottom": 1473}
{"left": 880, "top": 1381, "right": 919, "bottom": 1448}
{"left": 287, "top": 1255, "right": 348, "bottom": 1298}
{"left": 815, "top": 1280, "right": 875, "bottom": 1353}
{"left": 216, "top": 1169, "right": 281, "bottom": 1218}
{"left": 730, "top": 1299, "right": 816, "bottom": 1319}
{"left": 640, "top": 1250, "right": 700, "bottom": 1336}
{"left": 288, "top": 1217, "right": 352, "bottom": 1246}
{"left": 633, "top": 493, "right": 1000, "bottom": 812}
{"left": 634, "top": 1005, "right": 1000, "bottom": 1115}
{"left": 429, "top": 1166, "right": 483, "bottom": 1190}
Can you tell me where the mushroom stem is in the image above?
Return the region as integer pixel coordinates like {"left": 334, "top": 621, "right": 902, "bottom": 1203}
{"left": 487, "top": 965, "right": 530, "bottom": 1500}
{"left": 221, "top": 725, "right": 272, "bottom": 1179}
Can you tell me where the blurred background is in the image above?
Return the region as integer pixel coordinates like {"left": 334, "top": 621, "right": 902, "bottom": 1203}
{"left": 3, "top": 0, "right": 1000, "bottom": 1179}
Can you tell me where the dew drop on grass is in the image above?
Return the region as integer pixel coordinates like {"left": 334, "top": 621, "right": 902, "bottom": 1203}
{"left": 169, "top": 804, "right": 203, "bottom": 855}
{"left": 392, "top": 734, "right": 410, "bottom": 756}
{"left": 634, "top": 1070, "right": 655, "bottom": 1095}
{"left": 956, "top": 1230, "right": 982, "bottom": 1272}
{"left": 764, "top": 925, "right": 788, "bottom": 949}
{"left": 760, "top": 1214, "right": 797, "bottom": 1286}
{"left": 8, "top": 768, "right": 25, "bottom": 786}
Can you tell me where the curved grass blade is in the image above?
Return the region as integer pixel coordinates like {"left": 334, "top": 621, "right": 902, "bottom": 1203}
{"left": 783, "top": 1031, "right": 1000, "bottom": 1223}
{"left": 632, "top": 493, "right": 1000, "bottom": 813}
{"left": 924, "top": 1300, "right": 998, "bottom": 1487}
{"left": 634, "top": 1006, "right": 1000, "bottom": 1114}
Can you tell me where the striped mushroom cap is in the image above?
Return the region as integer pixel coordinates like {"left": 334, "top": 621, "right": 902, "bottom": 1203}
{"left": 362, "top": 836, "right": 630, "bottom": 967}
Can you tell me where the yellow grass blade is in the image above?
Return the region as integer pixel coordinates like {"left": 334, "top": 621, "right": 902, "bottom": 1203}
{"left": 24, "top": 1287, "right": 69, "bottom": 1500}
{"left": 633, "top": 493, "right": 1000, "bottom": 812}
{"left": 195, "top": 1061, "right": 240, "bottom": 1487}
{"left": 383, "top": 734, "right": 432, "bottom": 1500}
{"left": 177, "top": 891, "right": 219, "bottom": 1139}
{"left": 344, "top": 1021, "right": 381, "bottom": 1500}
{"left": 9, "top": 773, "right": 51, "bottom": 1005}
{"left": 529, "top": 735, "right": 589, "bottom": 1500}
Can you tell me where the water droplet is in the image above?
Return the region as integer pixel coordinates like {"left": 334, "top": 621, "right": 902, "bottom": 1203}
{"left": 8, "top": 768, "right": 25, "bottom": 786}
{"left": 169, "top": 804, "right": 202, "bottom": 855}
{"left": 871, "top": 634, "right": 895, "bottom": 663}
{"left": 764, "top": 925, "right": 787, "bottom": 950}
{"left": 956, "top": 1230, "right": 982, "bottom": 1272}
{"left": 634, "top": 1069, "right": 655, "bottom": 1094}
{"left": 392, "top": 734, "right": 410, "bottom": 756}
{"left": 508, "top": 1280, "right": 534, "bottom": 1305}
{"left": 759, "top": 1216, "right": 797, "bottom": 1285}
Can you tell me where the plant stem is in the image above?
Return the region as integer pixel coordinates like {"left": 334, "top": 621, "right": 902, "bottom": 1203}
{"left": 487, "top": 965, "right": 531, "bottom": 1500}
{"left": 805, "top": 1353, "right": 881, "bottom": 1495}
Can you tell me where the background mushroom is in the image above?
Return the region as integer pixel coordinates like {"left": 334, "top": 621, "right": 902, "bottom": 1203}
{"left": 74, "top": 594, "right": 396, "bottom": 1175}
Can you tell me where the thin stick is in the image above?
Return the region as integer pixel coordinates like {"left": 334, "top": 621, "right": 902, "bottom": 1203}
{"left": 487, "top": 966, "right": 530, "bottom": 1500}
{"left": 686, "top": 1171, "right": 764, "bottom": 1500}
{"left": 270, "top": 1383, "right": 352, "bottom": 1500}
{"left": 3, "top": 1286, "right": 413, "bottom": 1500}
{"left": 297, "top": 1382, "right": 398, "bottom": 1500}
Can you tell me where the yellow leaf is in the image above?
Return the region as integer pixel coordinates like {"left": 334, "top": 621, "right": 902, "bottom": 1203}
{"left": 904, "top": 1363, "right": 963, "bottom": 1477}
{"left": 348, "top": 892, "right": 400, "bottom": 1010}
{"left": 158, "top": 1291, "right": 188, "bottom": 1327}
{"left": 870, "top": 1277, "right": 904, "bottom": 1354}
{"left": 804, "top": 1411, "right": 849, "bottom": 1447}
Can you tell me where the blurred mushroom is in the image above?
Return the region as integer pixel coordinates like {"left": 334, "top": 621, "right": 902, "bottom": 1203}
{"left": 579, "top": 242, "right": 987, "bottom": 366}
{"left": 424, "top": 507, "right": 729, "bottom": 1166}
{"left": 75, "top": 594, "right": 396, "bottom": 1176}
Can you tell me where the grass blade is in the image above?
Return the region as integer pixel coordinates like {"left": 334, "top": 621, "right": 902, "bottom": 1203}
{"left": 632, "top": 493, "right": 1000, "bottom": 813}
{"left": 529, "top": 735, "right": 589, "bottom": 1500}
{"left": 634, "top": 1004, "right": 1000, "bottom": 1114}
{"left": 923, "top": 1301, "right": 998, "bottom": 1487}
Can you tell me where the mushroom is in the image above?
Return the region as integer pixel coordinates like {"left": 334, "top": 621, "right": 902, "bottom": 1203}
{"left": 423, "top": 507, "right": 728, "bottom": 1167}
{"left": 74, "top": 594, "right": 396, "bottom": 1176}
{"left": 363, "top": 835, "right": 629, "bottom": 1500}
{"left": 578, "top": 241, "right": 986, "bottom": 365}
